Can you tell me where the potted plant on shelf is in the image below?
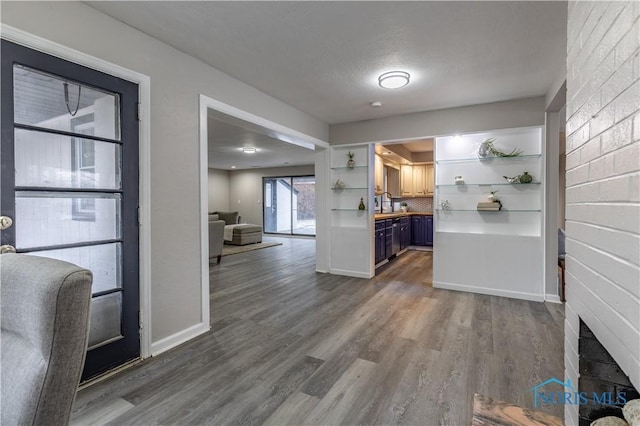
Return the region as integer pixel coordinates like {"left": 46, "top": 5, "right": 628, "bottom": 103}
{"left": 347, "top": 151, "right": 355, "bottom": 168}
{"left": 400, "top": 202, "right": 408, "bottom": 213}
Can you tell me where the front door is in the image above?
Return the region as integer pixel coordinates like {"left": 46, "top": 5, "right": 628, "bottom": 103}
{"left": 0, "top": 40, "right": 140, "bottom": 381}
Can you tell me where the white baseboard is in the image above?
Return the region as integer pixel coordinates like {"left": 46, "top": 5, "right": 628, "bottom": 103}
{"left": 330, "top": 268, "right": 373, "bottom": 279}
{"left": 150, "top": 322, "right": 210, "bottom": 357}
{"left": 433, "top": 280, "right": 545, "bottom": 302}
{"left": 545, "top": 293, "right": 563, "bottom": 304}
{"left": 315, "top": 268, "right": 329, "bottom": 273}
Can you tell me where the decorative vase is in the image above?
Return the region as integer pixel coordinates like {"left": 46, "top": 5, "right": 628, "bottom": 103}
{"left": 519, "top": 172, "right": 533, "bottom": 184}
{"left": 358, "top": 197, "right": 365, "bottom": 210}
{"left": 401, "top": 206, "right": 408, "bottom": 213}
{"left": 478, "top": 142, "right": 490, "bottom": 158}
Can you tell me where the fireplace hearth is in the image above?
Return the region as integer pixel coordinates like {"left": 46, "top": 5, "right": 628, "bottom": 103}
{"left": 579, "top": 320, "right": 640, "bottom": 426}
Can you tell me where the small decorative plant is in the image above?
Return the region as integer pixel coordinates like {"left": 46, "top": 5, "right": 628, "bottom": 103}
{"left": 347, "top": 151, "right": 355, "bottom": 168}
{"left": 400, "top": 201, "right": 408, "bottom": 212}
{"left": 479, "top": 138, "right": 523, "bottom": 158}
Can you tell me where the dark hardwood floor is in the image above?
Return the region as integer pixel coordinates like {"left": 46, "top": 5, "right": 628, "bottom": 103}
{"left": 71, "top": 237, "right": 564, "bottom": 425}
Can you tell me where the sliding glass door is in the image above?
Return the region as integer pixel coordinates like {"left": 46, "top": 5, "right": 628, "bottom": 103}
{"left": 263, "top": 176, "right": 315, "bottom": 236}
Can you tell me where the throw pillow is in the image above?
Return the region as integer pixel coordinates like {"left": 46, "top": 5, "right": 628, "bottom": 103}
{"left": 214, "top": 211, "right": 239, "bottom": 225}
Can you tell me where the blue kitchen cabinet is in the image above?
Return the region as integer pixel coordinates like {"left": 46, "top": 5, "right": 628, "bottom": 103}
{"left": 411, "top": 216, "right": 424, "bottom": 246}
{"left": 375, "top": 220, "right": 386, "bottom": 264}
{"left": 425, "top": 216, "right": 433, "bottom": 246}
{"left": 411, "top": 215, "right": 433, "bottom": 246}
{"left": 400, "top": 217, "right": 411, "bottom": 250}
{"left": 385, "top": 219, "right": 393, "bottom": 260}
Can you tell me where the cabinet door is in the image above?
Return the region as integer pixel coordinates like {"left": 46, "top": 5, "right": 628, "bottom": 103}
{"left": 375, "top": 229, "right": 385, "bottom": 263}
{"left": 425, "top": 164, "right": 434, "bottom": 194}
{"left": 400, "top": 165, "right": 413, "bottom": 196}
{"left": 374, "top": 154, "right": 384, "bottom": 195}
{"left": 412, "top": 165, "right": 427, "bottom": 195}
{"left": 411, "top": 217, "right": 424, "bottom": 245}
{"left": 425, "top": 216, "right": 433, "bottom": 246}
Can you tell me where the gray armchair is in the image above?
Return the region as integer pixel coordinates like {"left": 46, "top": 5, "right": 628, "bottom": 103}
{"left": 1, "top": 254, "right": 92, "bottom": 426}
{"left": 209, "top": 218, "right": 226, "bottom": 264}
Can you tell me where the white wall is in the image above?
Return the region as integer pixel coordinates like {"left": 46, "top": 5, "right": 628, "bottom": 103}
{"left": 1, "top": 1, "right": 328, "bottom": 345}
{"left": 329, "top": 97, "right": 546, "bottom": 145}
{"left": 208, "top": 168, "right": 230, "bottom": 212}
{"left": 228, "top": 165, "right": 314, "bottom": 227}
{"left": 564, "top": 2, "right": 640, "bottom": 424}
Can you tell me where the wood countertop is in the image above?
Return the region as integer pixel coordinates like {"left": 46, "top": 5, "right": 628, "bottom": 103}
{"left": 374, "top": 211, "right": 433, "bottom": 220}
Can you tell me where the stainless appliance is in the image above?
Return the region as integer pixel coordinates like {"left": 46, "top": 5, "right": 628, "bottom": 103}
{"left": 391, "top": 218, "right": 401, "bottom": 255}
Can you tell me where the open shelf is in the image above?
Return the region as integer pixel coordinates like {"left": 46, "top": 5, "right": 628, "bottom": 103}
{"left": 437, "top": 209, "right": 541, "bottom": 212}
{"left": 330, "top": 165, "right": 367, "bottom": 170}
{"left": 435, "top": 154, "right": 541, "bottom": 164}
{"left": 331, "top": 187, "right": 368, "bottom": 190}
{"left": 436, "top": 182, "right": 541, "bottom": 187}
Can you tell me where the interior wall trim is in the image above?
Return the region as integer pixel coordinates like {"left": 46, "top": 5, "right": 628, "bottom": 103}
{"left": 0, "top": 24, "right": 153, "bottom": 359}
{"left": 433, "top": 280, "right": 546, "bottom": 303}
{"left": 150, "top": 323, "right": 210, "bottom": 357}
{"left": 199, "top": 93, "right": 328, "bottom": 331}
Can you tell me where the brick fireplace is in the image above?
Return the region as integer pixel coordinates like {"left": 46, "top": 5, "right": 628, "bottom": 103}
{"left": 578, "top": 320, "right": 640, "bottom": 425}
{"left": 564, "top": 1, "right": 640, "bottom": 425}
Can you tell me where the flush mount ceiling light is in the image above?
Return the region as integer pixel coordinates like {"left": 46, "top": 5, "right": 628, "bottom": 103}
{"left": 378, "top": 71, "right": 410, "bottom": 89}
{"left": 241, "top": 147, "right": 257, "bottom": 154}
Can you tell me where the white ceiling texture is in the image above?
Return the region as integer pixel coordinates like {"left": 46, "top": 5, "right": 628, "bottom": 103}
{"left": 89, "top": 1, "right": 567, "bottom": 170}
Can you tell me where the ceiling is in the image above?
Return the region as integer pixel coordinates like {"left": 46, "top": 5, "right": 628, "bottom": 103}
{"left": 208, "top": 110, "right": 315, "bottom": 170}
{"left": 88, "top": 1, "right": 567, "bottom": 125}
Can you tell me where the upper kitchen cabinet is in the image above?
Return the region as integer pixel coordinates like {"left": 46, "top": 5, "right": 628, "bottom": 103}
{"left": 386, "top": 166, "right": 400, "bottom": 197}
{"left": 400, "top": 165, "right": 413, "bottom": 196}
{"left": 400, "top": 163, "right": 434, "bottom": 196}
{"left": 426, "top": 164, "right": 434, "bottom": 195}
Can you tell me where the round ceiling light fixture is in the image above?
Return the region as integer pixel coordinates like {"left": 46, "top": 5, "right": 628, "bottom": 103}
{"left": 378, "top": 71, "right": 410, "bottom": 89}
{"left": 241, "top": 147, "right": 257, "bottom": 154}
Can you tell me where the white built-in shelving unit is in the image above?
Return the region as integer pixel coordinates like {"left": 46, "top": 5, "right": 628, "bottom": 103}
{"left": 328, "top": 145, "right": 373, "bottom": 278}
{"left": 433, "top": 127, "right": 545, "bottom": 301}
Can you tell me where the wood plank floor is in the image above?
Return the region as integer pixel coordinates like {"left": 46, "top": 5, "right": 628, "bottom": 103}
{"left": 71, "top": 237, "right": 565, "bottom": 425}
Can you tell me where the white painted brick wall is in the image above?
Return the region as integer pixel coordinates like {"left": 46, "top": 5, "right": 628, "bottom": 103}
{"left": 565, "top": 2, "right": 640, "bottom": 425}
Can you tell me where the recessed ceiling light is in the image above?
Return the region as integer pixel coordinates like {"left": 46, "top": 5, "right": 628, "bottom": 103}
{"left": 371, "top": 101, "right": 382, "bottom": 107}
{"left": 378, "top": 71, "right": 410, "bottom": 89}
{"left": 231, "top": 166, "right": 236, "bottom": 169}
{"left": 241, "top": 147, "right": 257, "bottom": 154}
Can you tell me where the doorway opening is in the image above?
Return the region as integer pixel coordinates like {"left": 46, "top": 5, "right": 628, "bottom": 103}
{"left": 263, "top": 175, "right": 316, "bottom": 236}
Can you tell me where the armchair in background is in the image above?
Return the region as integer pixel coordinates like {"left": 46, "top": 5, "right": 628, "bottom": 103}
{"left": 1, "top": 254, "right": 92, "bottom": 426}
{"left": 209, "top": 213, "right": 225, "bottom": 264}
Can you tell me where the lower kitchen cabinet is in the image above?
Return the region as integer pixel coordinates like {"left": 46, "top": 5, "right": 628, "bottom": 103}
{"left": 376, "top": 215, "right": 432, "bottom": 267}
{"left": 425, "top": 216, "right": 433, "bottom": 246}
{"left": 411, "top": 216, "right": 425, "bottom": 246}
{"left": 374, "top": 220, "right": 386, "bottom": 264}
{"left": 411, "top": 215, "right": 433, "bottom": 247}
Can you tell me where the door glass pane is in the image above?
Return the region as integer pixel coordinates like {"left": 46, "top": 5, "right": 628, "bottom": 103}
{"left": 293, "top": 176, "right": 315, "bottom": 235}
{"left": 15, "top": 192, "right": 121, "bottom": 249}
{"left": 13, "top": 65, "right": 120, "bottom": 140}
{"left": 32, "top": 243, "right": 122, "bottom": 293}
{"left": 264, "top": 178, "right": 292, "bottom": 234}
{"left": 14, "top": 129, "right": 121, "bottom": 189}
{"left": 88, "top": 292, "right": 123, "bottom": 349}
